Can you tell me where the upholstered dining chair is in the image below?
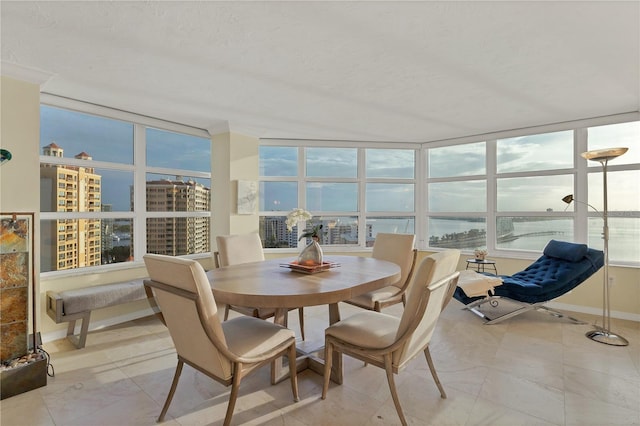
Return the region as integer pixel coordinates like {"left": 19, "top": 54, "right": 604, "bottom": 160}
{"left": 322, "top": 250, "right": 461, "bottom": 426}
{"left": 215, "top": 233, "right": 305, "bottom": 340}
{"left": 344, "top": 233, "right": 417, "bottom": 312}
{"left": 143, "top": 254, "right": 299, "bottom": 426}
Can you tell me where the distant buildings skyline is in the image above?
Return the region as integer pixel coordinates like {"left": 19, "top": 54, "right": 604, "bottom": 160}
{"left": 145, "top": 178, "right": 211, "bottom": 256}
{"left": 40, "top": 142, "right": 211, "bottom": 271}
{"left": 40, "top": 142, "right": 102, "bottom": 270}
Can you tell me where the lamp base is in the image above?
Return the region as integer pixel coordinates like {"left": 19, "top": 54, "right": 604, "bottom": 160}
{"left": 586, "top": 328, "right": 629, "bottom": 346}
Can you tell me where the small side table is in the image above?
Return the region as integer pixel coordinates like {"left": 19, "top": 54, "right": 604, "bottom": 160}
{"left": 466, "top": 258, "right": 498, "bottom": 274}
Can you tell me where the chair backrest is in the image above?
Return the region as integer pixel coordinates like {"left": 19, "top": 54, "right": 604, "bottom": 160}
{"left": 393, "top": 249, "right": 461, "bottom": 365}
{"left": 216, "top": 233, "right": 265, "bottom": 267}
{"left": 143, "top": 254, "right": 233, "bottom": 380}
{"left": 371, "top": 233, "right": 417, "bottom": 289}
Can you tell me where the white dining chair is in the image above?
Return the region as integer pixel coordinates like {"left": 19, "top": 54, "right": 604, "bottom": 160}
{"left": 322, "top": 250, "right": 461, "bottom": 426}
{"left": 344, "top": 233, "right": 417, "bottom": 312}
{"left": 143, "top": 254, "right": 299, "bottom": 426}
{"left": 215, "top": 233, "right": 305, "bottom": 340}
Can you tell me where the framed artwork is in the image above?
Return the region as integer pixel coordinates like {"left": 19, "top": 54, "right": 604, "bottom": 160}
{"left": 0, "top": 213, "right": 35, "bottom": 362}
{"left": 237, "top": 180, "right": 258, "bottom": 215}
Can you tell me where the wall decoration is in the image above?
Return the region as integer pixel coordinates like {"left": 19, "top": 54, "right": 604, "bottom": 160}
{"left": 0, "top": 213, "right": 34, "bottom": 362}
{"left": 0, "top": 213, "right": 47, "bottom": 400}
{"left": 237, "top": 180, "right": 258, "bottom": 215}
{"left": 0, "top": 149, "right": 12, "bottom": 165}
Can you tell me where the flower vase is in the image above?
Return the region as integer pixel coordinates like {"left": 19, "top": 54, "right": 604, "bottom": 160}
{"left": 474, "top": 250, "right": 487, "bottom": 261}
{"left": 297, "top": 239, "right": 323, "bottom": 266}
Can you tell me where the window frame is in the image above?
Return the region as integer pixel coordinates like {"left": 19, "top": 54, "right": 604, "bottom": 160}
{"left": 40, "top": 94, "right": 212, "bottom": 277}
{"left": 259, "top": 140, "right": 420, "bottom": 250}
{"left": 424, "top": 115, "right": 639, "bottom": 265}
{"left": 262, "top": 113, "right": 639, "bottom": 266}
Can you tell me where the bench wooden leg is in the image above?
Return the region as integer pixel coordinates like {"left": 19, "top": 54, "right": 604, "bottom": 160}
{"left": 66, "top": 311, "right": 91, "bottom": 349}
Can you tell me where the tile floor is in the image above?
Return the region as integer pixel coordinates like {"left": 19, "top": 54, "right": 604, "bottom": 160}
{"left": 1, "top": 300, "right": 639, "bottom": 426}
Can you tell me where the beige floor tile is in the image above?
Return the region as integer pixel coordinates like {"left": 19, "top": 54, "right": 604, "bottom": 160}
{"left": 562, "top": 342, "right": 640, "bottom": 381}
{"left": 0, "top": 390, "right": 55, "bottom": 426}
{"left": 490, "top": 347, "right": 564, "bottom": 389}
{"left": 62, "top": 389, "right": 174, "bottom": 426}
{"left": 2, "top": 302, "right": 637, "bottom": 425}
{"left": 466, "top": 396, "right": 560, "bottom": 426}
{"left": 479, "top": 369, "right": 565, "bottom": 424}
{"left": 385, "top": 379, "right": 477, "bottom": 425}
{"left": 563, "top": 364, "right": 640, "bottom": 412}
{"left": 564, "top": 390, "right": 640, "bottom": 426}
{"left": 40, "top": 367, "right": 142, "bottom": 424}
{"left": 497, "top": 332, "right": 564, "bottom": 363}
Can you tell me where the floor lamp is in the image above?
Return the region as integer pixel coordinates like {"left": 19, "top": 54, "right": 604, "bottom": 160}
{"left": 563, "top": 147, "right": 629, "bottom": 346}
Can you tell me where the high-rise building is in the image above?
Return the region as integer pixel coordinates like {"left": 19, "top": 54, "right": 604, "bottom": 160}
{"left": 40, "top": 143, "right": 102, "bottom": 270}
{"left": 101, "top": 204, "right": 114, "bottom": 264}
{"left": 260, "top": 216, "right": 294, "bottom": 248}
{"left": 145, "top": 178, "right": 210, "bottom": 255}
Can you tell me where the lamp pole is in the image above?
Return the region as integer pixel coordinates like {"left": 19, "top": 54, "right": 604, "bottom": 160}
{"left": 581, "top": 147, "right": 628, "bottom": 346}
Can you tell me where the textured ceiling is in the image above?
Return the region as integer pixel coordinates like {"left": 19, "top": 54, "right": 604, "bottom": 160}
{"left": 2, "top": 1, "right": 639, "bottom": 143}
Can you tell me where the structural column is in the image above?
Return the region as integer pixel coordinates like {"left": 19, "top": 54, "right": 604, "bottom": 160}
{"left": 210, "top": 130, "right": 260, "bottom": 250}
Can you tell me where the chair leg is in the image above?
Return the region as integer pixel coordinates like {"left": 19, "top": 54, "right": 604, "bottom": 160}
{"left": 224, "top": 363, "right": 243, "bottom": 426}
{"left": 158, "top": 360, "right": 184, "bottom": 422}
{"left": 289, "top": 342, "right": 300, "bottom": 402}
{"left": 424, "top": 346, "right": 446, "bottom": 398}
{"left": 321, "top": 341, "right": 334, "bottom": 399}
{"left": 223, "top": 304, "right": 230, "bottom": 321}
{"left": 384, "top": 354, "right": 407, "bottom": 426}
{"left": 298, "top": 307, "right": 305, "bottom": 341}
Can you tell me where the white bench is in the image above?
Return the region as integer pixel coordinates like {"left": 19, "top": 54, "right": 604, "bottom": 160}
{"left": 46, "top": 279, "right": 149, "bottom": 349}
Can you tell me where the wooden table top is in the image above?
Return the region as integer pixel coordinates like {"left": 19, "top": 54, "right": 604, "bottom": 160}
{"left": 207, "top": 255, "right": 401, "bottom": 309}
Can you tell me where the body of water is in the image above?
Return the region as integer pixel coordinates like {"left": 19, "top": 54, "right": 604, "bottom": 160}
{"left": 425, "top": 217, "right": 639, "bottom": 263}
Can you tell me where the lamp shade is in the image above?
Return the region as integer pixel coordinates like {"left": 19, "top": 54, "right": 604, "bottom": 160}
{"left": 581, "top": 147, "right": 628, "bottom": 162}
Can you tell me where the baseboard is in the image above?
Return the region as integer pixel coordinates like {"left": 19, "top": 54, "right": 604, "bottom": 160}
{"left": 546, "top": 301, "right": 640, "bottom": 323}
{"left": 41, "top": 307, "right": 156, "bottom": 344}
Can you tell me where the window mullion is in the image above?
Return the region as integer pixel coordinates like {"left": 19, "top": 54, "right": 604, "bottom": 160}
{"left": 297, "top": 146, "right": 306, "bottom": 248}
{"left": 134, "top": 124, "right": 147, "bottom": 258}
{"left": 575, "top": 127, "right": 589, "bottom": 244}
{"left": 486, "top": 139, "right": 497, "bottom": 254}
{"left": 416, "top": 147, "right": 426, "bottom": 249}
{"left": 358, "top": 148, "right": 366, "bottom": 248}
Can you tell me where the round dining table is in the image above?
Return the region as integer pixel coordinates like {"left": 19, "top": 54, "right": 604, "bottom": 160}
{"left": 206, "top": 255, "right": 401, "bottom": 384}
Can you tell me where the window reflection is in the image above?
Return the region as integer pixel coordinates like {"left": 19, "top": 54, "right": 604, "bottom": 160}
{"left": 428, "top": 181, "right": 486, "bottom": 212}
{"left": 366, "top": 149, "right": 415, "bottom": 178}
{"left": 306, "top": 148, "right": 357, "bottom": 178}
{"left": 497, "top": 175, "right": 573, "bottom": 212}
{"left": 40, "top": 218, "right": 134, "bottom": 272}
{"left": 429, "top": 142, "right": 485, "bottom": 178}
{"left": 497, "top": 131, "right": 573, "bottom": 173}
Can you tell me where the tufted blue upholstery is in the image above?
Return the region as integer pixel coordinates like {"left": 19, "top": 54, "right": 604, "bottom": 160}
{"left": 454, "top": 241, "right": 604, "bottom": 305}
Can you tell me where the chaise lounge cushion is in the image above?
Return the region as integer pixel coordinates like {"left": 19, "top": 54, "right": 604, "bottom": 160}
{"left": 543, "top": 239, "right": 588, "bottom": 262}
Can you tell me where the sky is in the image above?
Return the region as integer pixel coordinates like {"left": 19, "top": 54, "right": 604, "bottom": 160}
{"left": 40, "top": 106, "right": 210, "bottom": 211}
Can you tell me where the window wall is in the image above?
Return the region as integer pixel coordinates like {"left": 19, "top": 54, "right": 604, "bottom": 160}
{"left": 39, "top": 96, "right": 211, "bottom": 273}
{"left": 262, "top": 118, "right": 639, "bottom": 264}
{"left": 259, "top": 143, "right": 417, "bottom": 248}
{"left": 584, "top": 121, "right": 640, "bottom": 264}
{"left": 426, "top": 122, "right": 639, "bottom": 263}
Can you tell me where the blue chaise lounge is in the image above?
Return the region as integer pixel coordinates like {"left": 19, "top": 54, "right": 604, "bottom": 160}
{"left": 453, "top": 240, "right": 604, "bottom": 324}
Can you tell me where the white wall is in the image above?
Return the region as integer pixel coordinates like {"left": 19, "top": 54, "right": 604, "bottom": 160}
{"left": 1, "top": 76, "right": 42, "bottom": 334}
